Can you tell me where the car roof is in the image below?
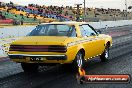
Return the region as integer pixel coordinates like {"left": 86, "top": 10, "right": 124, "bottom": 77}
{"left": 39, "top": 21, "right": 88, "bottom": 25}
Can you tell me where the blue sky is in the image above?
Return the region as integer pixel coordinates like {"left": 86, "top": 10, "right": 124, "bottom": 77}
{"left": 1, "top": 0, "right": 132, "bottom": 10}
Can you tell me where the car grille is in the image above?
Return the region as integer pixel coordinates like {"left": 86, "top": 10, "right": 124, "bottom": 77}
{"left": 9, "top": 45, "right": 67, "bottom": 52}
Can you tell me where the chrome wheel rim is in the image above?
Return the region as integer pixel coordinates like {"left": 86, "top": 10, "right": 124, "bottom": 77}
{"left": 77, "top": 54, "right": 82, "bottom": 67}
{"left": 105, "top": 50, "right": 109, "bottom": 58}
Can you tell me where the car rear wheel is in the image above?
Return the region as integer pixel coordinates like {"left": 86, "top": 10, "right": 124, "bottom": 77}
{"left": 72, "top": 52, "right": 84, "bottom": 72}
{"left": 100, "top": 44, "right": 110, "bottom": 62}
{"left": 21, "top": 63, "right": 39, "bottom": 73}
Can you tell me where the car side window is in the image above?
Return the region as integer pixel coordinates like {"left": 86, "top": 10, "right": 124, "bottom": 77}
{"left": 82, "top": 24, "right": 97, "bottom": 36}
{"left": 69, "top": 27, "right": 77, "bottom": 37}
{"left": 80, "top": 26, "right": 87, "bottom": 37}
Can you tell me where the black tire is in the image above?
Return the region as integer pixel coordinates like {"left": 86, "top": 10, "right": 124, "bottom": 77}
{"left": 100, "top": 44, "right": 110, "bottom": 62}
{"left": 72, "top": 52, "right": 84, "bottom": 72}
{"left": 21, "top": 63, "right": 39, "bottom": 73}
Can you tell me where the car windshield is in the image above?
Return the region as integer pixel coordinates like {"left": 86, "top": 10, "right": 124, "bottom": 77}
{"left": 28, "top": 24, "right": 76, "bottom": 37}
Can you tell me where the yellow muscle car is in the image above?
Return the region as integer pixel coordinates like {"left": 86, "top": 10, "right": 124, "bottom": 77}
{"left": 8, "top": 22, "right": 112, "bottom": 72}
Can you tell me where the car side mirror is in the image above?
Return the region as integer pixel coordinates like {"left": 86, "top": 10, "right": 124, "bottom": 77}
{"left": 97, "top": 30, "right": 102, "bottom": 34}
{"left": 90, "top": 33, "right": 96, "bottom": 36}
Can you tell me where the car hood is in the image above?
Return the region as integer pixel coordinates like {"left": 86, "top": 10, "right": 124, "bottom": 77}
{"left": 11, "top": 36, "right": 69, "bottom": 45}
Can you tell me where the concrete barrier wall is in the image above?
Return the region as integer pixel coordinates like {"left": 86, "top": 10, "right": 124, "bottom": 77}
{"left": 0, "top": 45, "right": 6, "bottom": 57}
{"left": 0, "top": 26, "right": 35, "bottom": 38}
{"left": 89, "top": 20, "right": 132, "bottom": 29}
{"left": 0, "top": 20, "right": 132, "bottom": 38}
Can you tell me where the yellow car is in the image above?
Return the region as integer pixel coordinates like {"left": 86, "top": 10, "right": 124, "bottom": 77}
{"left": 8, "top": 22, "right": 112, "bottom": 72}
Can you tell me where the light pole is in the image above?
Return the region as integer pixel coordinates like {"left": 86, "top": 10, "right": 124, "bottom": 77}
{"left": 74, "top": 4, "right": 82, "bottom": 21}
{"left": 125, "top": 0, "right": 128, "bottom": 20}
{"left": 84, "top": 0, "right": 86, "bottom": 21}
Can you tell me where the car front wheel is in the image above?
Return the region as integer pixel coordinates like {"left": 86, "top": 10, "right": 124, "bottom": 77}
{"left": 73, "top": 52, "right": 84, "bottom": 72}
{"left": 100, "top": 44, "right": 110, "bottom": 62}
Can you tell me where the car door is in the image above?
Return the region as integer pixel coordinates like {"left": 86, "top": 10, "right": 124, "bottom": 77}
{"left": 80, "top": 24, "right": 105, "bottom": 59}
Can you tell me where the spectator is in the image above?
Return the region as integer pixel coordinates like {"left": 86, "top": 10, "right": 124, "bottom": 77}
{"left": 2, "top": 15, "right": 6, "bottom": 20}
{"left": 10, "top": 1, "right": 13, "bottom": 5}
{"left": 26, "top": 13, "right": 29, "bottom": 18}
{"left": 65, "top": 11, "right": 68, "bottom": 16}
{"left": 34, "top": 15, "right": 37, "bottom": 20}
{"left": 0, "top": 2, "right": 1, "bottom": 7}
{"left": 20, "top": 20, "right": 23, "bottom": 25}
{"left": 21, "top": 14, "right": 24, "bottom": 20}
{"left": 105, "top": 25, "right": 108, "bottom": 30}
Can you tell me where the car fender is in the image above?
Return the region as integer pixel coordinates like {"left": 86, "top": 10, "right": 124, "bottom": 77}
{"left": 66, "top": 43, "right": 85, "bottom": 62}
{"left": 105, "top": 37, "right": 112, "bottom": 47}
